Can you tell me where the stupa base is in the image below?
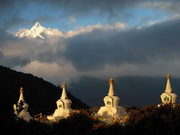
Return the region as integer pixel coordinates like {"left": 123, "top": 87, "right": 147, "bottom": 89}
{"left": 96, "top": 106, "right": 128, "bottom": 117}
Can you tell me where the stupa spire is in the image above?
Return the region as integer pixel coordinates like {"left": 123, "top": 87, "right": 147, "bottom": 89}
{"left": 165, "top": 74, "right": 173, "bottom": 93}
{"left": 18, "top": 87, "right": 25, "bottom": 103}
{"left": 108, "top": 78, "right": 115, "bottom": 96}
{"left": 61, "top": 82, "right": 68, "bottom": 99}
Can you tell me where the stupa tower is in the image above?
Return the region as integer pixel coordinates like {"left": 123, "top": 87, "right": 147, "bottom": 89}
{"left": 159, "top": 74, "right": 177, "bottom": 105}
{"left": 47, "top": 82, "right": 72, "bottom": 121}
{"left": 96, "top": 78, "right": 128, "bottom": 117}
{"left": 18, "top": 87, "right": 25, "bottom": 103}
{"left": 103, "top": 78, "right": 120, "bottom": 107}
{"left": 13, "top": 87, "right": 32, "bottom": 121}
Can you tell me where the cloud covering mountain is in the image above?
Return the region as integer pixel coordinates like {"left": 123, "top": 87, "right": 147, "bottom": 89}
{"left": 1, "top": 17, "right": 179, "bottom": 84}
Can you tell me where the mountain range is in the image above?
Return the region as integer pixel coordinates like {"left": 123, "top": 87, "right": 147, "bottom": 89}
{"left": 15, "top": 22, "right": 64, "bottom": 39}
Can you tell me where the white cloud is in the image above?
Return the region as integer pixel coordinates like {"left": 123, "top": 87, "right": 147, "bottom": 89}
{"left": 148, "top": 21, "right": 160, "bottom": 26}
{"left": 14, "top": 60, "right": 80, "bottom": 84}
{"left": 62, "top": 22, "right": 127, "bottom": 38}
{"left": 78, "top": 22, "right": 126, "bottom": 32}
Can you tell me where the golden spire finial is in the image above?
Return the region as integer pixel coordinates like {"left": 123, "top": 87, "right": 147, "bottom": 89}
{"left": 165, "top": 74, "right": 172, "bottom": 93}
{"left": 109, "top": 78, "right": 114, "bottom": 85}
{"left": 20, "top": 87, "right": 23, "bottom": 93}
{"left": 62, "top": 82, "right": 67, "bottom": 88}
{"left": 166, "top": 74, "right": 171, "bottom": 79}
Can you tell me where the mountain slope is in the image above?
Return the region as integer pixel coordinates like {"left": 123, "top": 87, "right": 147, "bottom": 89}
{"left": 0, "top": 65, "right": 89, "bottom": 115}
{"left": 69, "top": 76, "right": 180, "bottom": 107}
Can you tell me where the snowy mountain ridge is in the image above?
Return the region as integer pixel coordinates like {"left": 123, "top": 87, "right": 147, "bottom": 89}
{"left": 15, "top": 22, "right": 64, "bottom": 39}
{"left": 15, "top": 22, "right": 125, "bottom": 39}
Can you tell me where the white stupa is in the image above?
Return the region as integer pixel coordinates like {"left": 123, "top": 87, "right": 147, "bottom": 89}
{"left": 159, "top": 74, "right": 178, "bottom": 106}
{"left": 13, "top": 87, "right": 32, "bottom": 121}
{"left": 96, "top": 78, "right": 128, "bottom": 117}
{"left": 47, "top": 82, "right": 72, "bottom": 121}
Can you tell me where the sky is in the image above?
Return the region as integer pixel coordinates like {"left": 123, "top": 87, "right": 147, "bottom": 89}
{"left": 1, "top": 0, "right": 180, "bottom": 105}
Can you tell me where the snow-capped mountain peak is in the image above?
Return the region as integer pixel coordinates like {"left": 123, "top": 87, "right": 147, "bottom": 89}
{"left": 15, "top": 22, "right": 63, "bottom": 39}
{"left": 30, "top": 22, "right": 45, "bottom": 31}
{"left": 33, "top": 22, "right": 41, "bottom": 28}
{"left": 28, "top": 22, "right": 47, "bottom": 39}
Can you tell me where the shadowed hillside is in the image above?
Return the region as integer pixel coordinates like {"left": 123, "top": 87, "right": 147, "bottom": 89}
{"left": 0, "top": 65, "right": 89, "bottom": 115}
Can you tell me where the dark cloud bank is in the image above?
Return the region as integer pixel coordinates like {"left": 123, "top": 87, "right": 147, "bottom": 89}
{"left": 0, "top": 0, "right": 140, "bottom": 30}
{"left": 2, "top": 0, "right": 178, "bottom": 30}
{"left": 64, "top": 18, "right": 180, "bottom": 72}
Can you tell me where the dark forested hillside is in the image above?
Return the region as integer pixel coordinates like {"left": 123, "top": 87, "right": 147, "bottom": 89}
{"left": 0, "top": 65, "right": 89, "bottom": 115}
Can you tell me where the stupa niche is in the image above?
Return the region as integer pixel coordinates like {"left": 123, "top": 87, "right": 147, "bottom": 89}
{"left": 96, "top": 78, "right": 128, "bottom": 117}
{"left": 47, "top": 82, "right": 72, "bottom": 121}
{"left": 159, "top": 74, "right": 178, "bottom": 105}
{"left": 13, "top": 87, "right": 32, "bottom": 121}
